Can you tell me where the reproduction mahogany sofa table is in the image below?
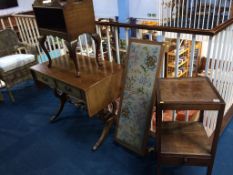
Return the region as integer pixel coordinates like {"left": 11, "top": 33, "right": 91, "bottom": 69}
{"left": 30, "top": 55, "right": 123, "bottom": 150}
{"left": 156, "top": 77, "right": 225, "bottom": 175}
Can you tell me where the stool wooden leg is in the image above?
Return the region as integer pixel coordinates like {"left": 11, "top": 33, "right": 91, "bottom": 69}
{"left": 207, "top": 165, "right": 213, "bottom": 175}
{"left": 0, "top": 91, "right": 3, "bottom": 101}
{"left": 6, "top": 87, "right": 15, "bottom": 102}
{"left": 38, "top": 35, "right": 52, "bottom": 68}
{"left": 157, "top": 154, "right": 161, "bottom": 175}
{"left": 157, "top": 163, "right": 161, "bottom": 175}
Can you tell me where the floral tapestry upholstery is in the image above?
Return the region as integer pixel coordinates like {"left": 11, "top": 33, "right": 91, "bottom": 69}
{"left": 116, "top": 40, "right": 163, "bottom": 154}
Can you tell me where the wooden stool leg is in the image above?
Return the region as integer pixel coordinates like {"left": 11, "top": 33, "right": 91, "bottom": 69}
{"left": 65, "top": 41, "right": 80, "bottom": 77}
{"left": 91, "top": 33, "right": 102, "bottom": 67}
{"left": 207, "top": 164, "right": 213, "bottom": 175}
{"left": 38, "top": 35, "right": 52, "bottom": 68}
{"left": 0, "top": 91, "right": 3, "bottom": 101}
{"left": 199, "top": 110, "right": 204, "bottom": 122}
{"left": 0, "top": 80, "right": 4, "bottom": 101}
{"left": 157, "top": 162, "right": 161, "bottom": 175}
{"left": 6, "top": 87, "right": 15, "bottom": 102}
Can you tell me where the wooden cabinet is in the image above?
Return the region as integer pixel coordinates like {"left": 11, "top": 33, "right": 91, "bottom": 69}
{"left": 156, "top": 77, "right": 225, "bottom": 175}
{"left": 33, "top": 0, "right": 96, "bottom": 41}
{"left": 32, "top": 0, "right": 101, "bottom": 77}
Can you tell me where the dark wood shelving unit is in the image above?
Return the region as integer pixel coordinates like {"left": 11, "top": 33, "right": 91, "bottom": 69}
{"left": 161, "top": 122, "right": 211, "bottom": 157}
{"left": 156, "top": 77, "right": 225, "bottom": 175}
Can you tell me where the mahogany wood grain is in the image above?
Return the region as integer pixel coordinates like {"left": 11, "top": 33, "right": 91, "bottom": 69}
{"left": 157, "top": 77, "right": 225, "bottom": 110}
{"left": 31, "top": 55, "right": 123, "bottom": 117}
{"left": 31, "top": 54, "right": 123, "bottom": 150}
{"left": 212, "top": 18, "right": 233, "bottom": 35}
{"left": 33, "top": 0, "right": 96, "bottom": 41}
{"left": 63, "top": 0, "right": 96, "bottom": 40}
{"left": 50, "top": 90, "right": 67, "bottom": 122}
{"left": 96, "top": 17, "right": 233, "bottom": 36}
{"left": 161, "top": 122, "right": 211, "bottom": 156}
{"left": 33, "top": 0, "right": 100, "bottom": 76}
{"left": 95, "top": 21, "right": 214, "bottom": 36}
{"left": 156, "top": 77, "right": 225, "bottom": 175}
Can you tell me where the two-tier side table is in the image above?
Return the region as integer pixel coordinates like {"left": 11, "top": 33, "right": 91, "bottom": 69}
{"left": 156, "top": 77, "right": 225, "bottom": 175}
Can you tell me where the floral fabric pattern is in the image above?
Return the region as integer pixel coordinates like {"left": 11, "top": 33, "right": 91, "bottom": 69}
{"left": 116, "top": 42, "right": 162, "bottom": 151}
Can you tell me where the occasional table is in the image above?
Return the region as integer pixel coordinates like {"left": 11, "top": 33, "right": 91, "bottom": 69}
{"left": 30, "top": 55, "right": 123, "bottom": 150}
{"left": 156, "top": 77, "right": 225, "bottom": 175}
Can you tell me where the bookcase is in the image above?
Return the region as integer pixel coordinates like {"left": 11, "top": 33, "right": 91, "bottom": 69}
{"left": 156, "top": 77, "right": 225, "bottom": 175}
{"left": 166, "top": 41, "right": 202, "bottom": 78}
{"left": 166, "top": 46, "right": 190, "bottom": 78}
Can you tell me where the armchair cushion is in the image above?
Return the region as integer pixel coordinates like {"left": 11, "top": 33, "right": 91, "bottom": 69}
{"left": 0, "top": 54, "right": 35, "bottom": 72}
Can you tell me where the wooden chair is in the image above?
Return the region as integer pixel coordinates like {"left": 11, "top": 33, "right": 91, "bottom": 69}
{"left": 0, "top": 29, "right": 38, "bottom": 102}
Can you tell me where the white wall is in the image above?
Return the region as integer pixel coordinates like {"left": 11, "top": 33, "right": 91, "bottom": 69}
{"left": 129, "top": 0, "right": 159, "bottom": 19}
{"left": 93, "top": 0, "right": 118, "bottom": 18}
{"left": 0, "top": 0, "right": 119, "bottom": 19}
{"left": 0, "top": 0, "right": 34, "bottom": 16}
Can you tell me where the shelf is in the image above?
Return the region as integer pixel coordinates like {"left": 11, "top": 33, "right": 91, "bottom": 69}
{"left": 161, "top": 122, "right": 211, "bottom": 156}
{"left": 168, "top": 48, "right": 189, "bottom": 56}
{"left": 178, "top": 70, "right": 188, "bottom": 77}
{"left": 166, "top": 70, "right": 188, "bottom": 78}
{"left": 168, "top": 59, "right": 188, "bottom": 68}
{"left": 166, "top": 44, "right": 190, "bottom": 78}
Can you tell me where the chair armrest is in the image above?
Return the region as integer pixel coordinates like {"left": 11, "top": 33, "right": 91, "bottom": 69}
{"left": 16, "top": 42, "right": 39, "bottom": 62}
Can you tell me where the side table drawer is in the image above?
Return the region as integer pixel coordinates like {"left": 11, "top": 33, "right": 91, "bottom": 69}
{"left": 56, "top": 81, "right": 84, "bottom": 100}
{"left": 35, "top": 72, "right": 55, "bottom": 88}
{"left": 160, "top": 155, "right": 211, "bottom": 166}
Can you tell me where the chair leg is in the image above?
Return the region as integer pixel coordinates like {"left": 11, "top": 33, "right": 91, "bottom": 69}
{"left": 0, "top": 91, "right": 3, "bottom": 101}
{"left": 6, "top": 87, "right": 15, "bottom": 102}
{"left": 207, "top": 164, "right": 213, "bottom": 175}
{"left": 157, "top": 163, "right": 161, "bottom": 175}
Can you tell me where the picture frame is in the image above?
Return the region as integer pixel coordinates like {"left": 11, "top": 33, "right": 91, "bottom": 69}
{"left": 115, "top": 39, "right": 165, "bottom": 155}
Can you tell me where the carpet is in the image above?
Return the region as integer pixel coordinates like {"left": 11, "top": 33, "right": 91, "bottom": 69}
{"left": 0, "top": 81, "right": 232, "bottom": 175}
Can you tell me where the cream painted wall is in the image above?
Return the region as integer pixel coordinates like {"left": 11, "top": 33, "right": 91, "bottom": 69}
{"left": 0, "top": 0, "right": 119, "bottom": 19}
{"left": 129, "top": 0, "right": 159, "bottom": 19}
{"left": 93, "top": 0, "right": 118, "bottom": 18}
{"left": 0, "top": 0, "right": 34, "bottom": 16}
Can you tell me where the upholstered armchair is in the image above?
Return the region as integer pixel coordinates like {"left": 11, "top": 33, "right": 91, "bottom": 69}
{"left": 0, "top": 29, "right": 38, "bottom": 102}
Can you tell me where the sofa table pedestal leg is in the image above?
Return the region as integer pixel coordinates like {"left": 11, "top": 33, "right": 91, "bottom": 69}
{"left": 50, "top": 90, "right": 67, "bottom": 123}
{"left": 92, "top": 101, "right": 117, "bottom": 151}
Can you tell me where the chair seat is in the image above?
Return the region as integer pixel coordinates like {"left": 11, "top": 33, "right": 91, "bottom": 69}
{"left": 0, "top": 54, "right": 35, "bottom": 72}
